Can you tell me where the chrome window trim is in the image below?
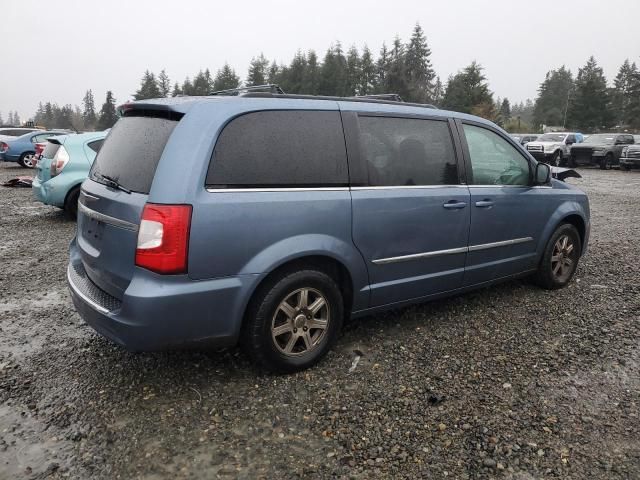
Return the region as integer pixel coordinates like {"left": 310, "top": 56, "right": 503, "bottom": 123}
{"left": 67, "top": 265, "right": 110, "bottom": 314}
{"left": 372, "top": 237, "right": 533, "bottom": 265}
{"left": 351, "top": 185, "right": 468, "bottom": 191}
{"left": 205, "top": 187, "right": 350, "bottom": 193}
{"left": 78, "top": 202, "right": 139, "bottom": 232}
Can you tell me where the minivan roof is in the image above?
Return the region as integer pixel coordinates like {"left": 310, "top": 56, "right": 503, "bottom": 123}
{"left": 124, "top": 95, "right": 498, "bottom": 129}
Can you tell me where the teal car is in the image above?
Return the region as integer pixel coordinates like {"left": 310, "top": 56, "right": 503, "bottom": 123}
{"left": 32, "top": 131, "right": 107, "bottom": 218}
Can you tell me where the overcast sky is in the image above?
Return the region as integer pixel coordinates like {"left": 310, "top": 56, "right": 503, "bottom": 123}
{"left": 2, "top": 0, "right": 639, "bottom": 119}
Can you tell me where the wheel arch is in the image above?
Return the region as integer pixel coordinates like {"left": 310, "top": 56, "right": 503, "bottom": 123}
{"left": 539, "top": 207, "right": 588, "bottom": 258}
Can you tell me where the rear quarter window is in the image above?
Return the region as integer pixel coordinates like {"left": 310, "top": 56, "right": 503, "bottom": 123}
{"left": 90, "top": 116, "right": 178, "bottom": 194}
{"left": 206, "top": 110, "right": 348, "bottom": 188}
{"left": 41, "top": 142, "right": 61, "bottom": 159}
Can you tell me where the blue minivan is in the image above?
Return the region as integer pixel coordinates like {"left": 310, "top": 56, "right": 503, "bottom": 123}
{"left": 67, "top": 93, "right": 590, "bottom": 372}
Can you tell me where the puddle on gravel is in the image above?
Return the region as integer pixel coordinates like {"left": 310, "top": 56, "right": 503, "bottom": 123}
{"left": 0, "top": 405, "right": 74, "bottom": 478}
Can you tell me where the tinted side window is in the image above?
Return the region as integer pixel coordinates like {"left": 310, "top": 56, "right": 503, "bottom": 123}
{"left": 358, "top": 116, "right": 458, "bottom": 186}
{"left": 463, "top": 124, "right": 530, "bottom": 186}
{"left": 207, "top": 111, "right": 348, "bottom": 187}
{"left": 87, "top": 139, "right": 104, "bottom": 153}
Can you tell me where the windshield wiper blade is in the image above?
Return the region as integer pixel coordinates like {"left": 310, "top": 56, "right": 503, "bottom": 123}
{"left": 97, "top": 174, "right": 131, "bottom": 194}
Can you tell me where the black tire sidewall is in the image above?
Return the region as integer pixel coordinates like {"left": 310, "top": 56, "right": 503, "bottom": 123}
{"left": 245, "top": 270, "right": 344, "bottom": 372}
{"left": 536, "top": 224, "right": 581, "bottom": 290}
{"left": 64, "top": 188, "right": 80, "bottom": 220}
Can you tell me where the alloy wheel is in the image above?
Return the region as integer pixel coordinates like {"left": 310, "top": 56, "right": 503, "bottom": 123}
{"left": 22, "top": 154, "right": 35, "bottom": 168}
{"left": 551, "top": 235, "right": 576, "bottom": 283}
{"left": 271, "top": 287, "right": 330, "bottom": 356}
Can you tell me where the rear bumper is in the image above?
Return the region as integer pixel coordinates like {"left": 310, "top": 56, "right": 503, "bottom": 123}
{"left": 31, "top": 175, "right": 67, "bottom": 207}
{"left": 67, "top": 238, "right": 260, "bottom": 351}
{"left": 0, "top": 152, "right": 19, "bottom": 162}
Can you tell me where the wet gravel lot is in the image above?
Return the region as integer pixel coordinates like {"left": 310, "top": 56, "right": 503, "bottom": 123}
{"left": 1, "top": 161, "right": 639, "bottom": 479}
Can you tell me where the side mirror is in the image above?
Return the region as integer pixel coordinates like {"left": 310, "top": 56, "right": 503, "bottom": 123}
{"left": 535, "top": 163, "right": 551, "bottom": 185}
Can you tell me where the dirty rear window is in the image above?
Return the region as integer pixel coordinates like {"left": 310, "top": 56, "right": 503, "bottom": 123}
{"left": 90, "top": 116, "right": 178, "bottom": 194}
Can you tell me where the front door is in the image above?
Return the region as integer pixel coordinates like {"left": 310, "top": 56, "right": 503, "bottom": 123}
{"left": 349, "top": 115, "right": 471, "bottom": 307}
{"left": 458, "top": 122, "right": 554, "bottom": 285}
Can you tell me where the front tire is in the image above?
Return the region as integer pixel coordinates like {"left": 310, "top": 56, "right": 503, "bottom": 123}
{"left": 551, "top": 150, "right": 563, "bottom": 167}
{"left": 242, "top": 269, "right": 344, "bottom": 372}
{"left": 18, "top": 152, "right": 36, "bottom": 168}
{"left": 534, "top": 224, "right": 581, "bottom": 290}
{"left": 599, "top": 154, "right": 613, "bottom": 170}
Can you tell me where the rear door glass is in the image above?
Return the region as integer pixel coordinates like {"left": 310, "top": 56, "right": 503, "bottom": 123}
{"left": 358, "top": 116, "right": 459, "bottom": 186}
{"left": 206, "top": 110, "right": 348, "bottom": 187}
{"left": 90, "top": 116, "right": 178, "bottom": 194}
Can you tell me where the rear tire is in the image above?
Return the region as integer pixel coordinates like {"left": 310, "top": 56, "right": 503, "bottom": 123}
{"left": 568, "top": 156, "right": 577, "bottom": 168}
{"left": 242, "top": 269, "right": 344, "bottom": 372}
{"left": 599, "top": 154, "right": 613, "bottom": 170}
{"left": 64, "top": 187, "right": 80, "bottom": 220}
{"left": 534, "top": 223, "right": 581, "bottom": 290}
{"left": 551, "top": 150, "right": 562, "bottom": 166}
{"left": 18, "top": 152, "right": 36, "bottom": 168}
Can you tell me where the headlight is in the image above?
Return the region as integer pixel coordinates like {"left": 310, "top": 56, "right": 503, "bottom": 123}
{"left": 592, "top": 147, "right": 604, "bottom": 152}
{"left": 544, "top": 144, "right": 558, "bottom": 151}
{"left": 622, "top": 147, "right": 628, "bottom": 155}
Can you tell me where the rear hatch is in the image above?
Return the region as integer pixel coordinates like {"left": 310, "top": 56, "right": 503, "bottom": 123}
{"left": 77, "top": 114, "right": 179, "bottom": 299}
{"left": 36, "top": 138, "right": 64, "bottom": 183}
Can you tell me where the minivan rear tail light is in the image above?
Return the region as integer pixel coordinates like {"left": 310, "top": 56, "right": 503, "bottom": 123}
{"left": 135, "top": 204, "right": 192, "bottom": 274}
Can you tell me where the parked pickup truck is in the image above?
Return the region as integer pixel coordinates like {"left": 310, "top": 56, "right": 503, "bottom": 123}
{"left": 569, "top": 133, "right": 635, "bottom": 169}
{"left": 525, "top": 132, "right": 582, "bottom": 166}
{"left": 620, "top": 143, "right": 640, "bottom": 170}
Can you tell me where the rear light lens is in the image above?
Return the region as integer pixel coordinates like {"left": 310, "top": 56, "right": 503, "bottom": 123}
{"left": 50, "top": 146, "right": 70, "bottom": 177}
{"left": 135, "top": 204, "right": 192, "bottom": 274}
{"left": 0, "top": 142, "right": 8, "bottom": 152}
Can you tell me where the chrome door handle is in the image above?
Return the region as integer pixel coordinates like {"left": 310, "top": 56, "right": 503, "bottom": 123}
{"left": 443, "top": 201, "right": 467, "bottom": 209}
{"left": 475, "top": 200, "right": 494, "bottom": 208}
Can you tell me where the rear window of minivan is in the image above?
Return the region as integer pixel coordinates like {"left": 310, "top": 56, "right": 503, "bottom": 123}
{"left": 90, "top": 116, "right": 178, "bottom": 194}
{"left": 206, "top": 110, "right": 348, "bottom": 188}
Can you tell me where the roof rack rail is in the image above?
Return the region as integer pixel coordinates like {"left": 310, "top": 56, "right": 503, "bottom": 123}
{"left": 240, "top": 92, "right": 437, "bottom": 109}
{"left": 354, "top": 93, "right": 404, "bottom": 102}
{"left": 209, "top": 84, "right": 284, "bottom": 96}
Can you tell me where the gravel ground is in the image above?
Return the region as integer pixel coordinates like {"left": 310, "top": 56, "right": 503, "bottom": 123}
{"left": 0, "top": 161, "right": 639, "bottom": 479}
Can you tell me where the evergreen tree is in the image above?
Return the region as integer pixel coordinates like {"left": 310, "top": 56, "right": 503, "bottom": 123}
{"left": 171, "top": 82, "right": 183, "bottom": 97}
{"left": 318, "top": 43, "right": 348, "bottom": 96}
{"left": 286, "top": 51, "right": 308, "bottom": 93}
{"left": 97, "top": 91, "right": 118, "bottom": 130}
{"left": 193, "top": 69, "right": 214, "bottom": 95}
{"left": 376, "top": 43, "right": 390, "bottom": 94}
{"left": 404, "top": 23, "right": 435, "bottom": 103}
{"left": 624, "top": 66, "right": 640, "bottom": 129}
{"left": 431, "top": 76, "right": 444, "bottom": 106}
{"left": 7, "top": 111, "right": 14, "bottom": 125}
{"left": 499, "top": 98, "right": 511, "bottom": 122}
{"left": 82, "top": 90, "right": 97, "bottom": 129}
{"left": 72, "top": 105, "right": 85, "bottom": 132}
{"left": 533, "top": 66, "right": 574, "bottom": 127}
{"left": 157, "top": 69, "right": 171, "bottom": 97}
{"left": 0, "top": 111, "right": 3, "bottom": 125}
{"left": 441, "top": 61, "right": 494, "bottom": 118}
{"left": 267, "top": 61, "right": 280, "bottom": 84}
{"left": 182, "top": 77, "right": 194, "bottom": 96}
{"left": 346, "top": 46, "right": 361, "bottom": 95}
{"left": 246, "top": 54, "right": 269, "bottom": 86}
{"left": 213, "top": 63, "right": 240, "bottom": 91}
{"left": 13, "top": 112, "right": 21, "bottom": 126}
{"left": 303, "top": 50, "right": 320, "bottom": 95}
{"left": 359, "top": 45, "right": 376, "bottom": 95}
{"left": 386, "top": 36, "right": 409, "bottom": 99}
{"left": 134, "top": 70, "right": 162, "bottom": 100}
{"left": 611, "top": 60, "right": 638, "bottom": 126}
{"left": 567, "top": 56, "right": 614, "bottom": 130}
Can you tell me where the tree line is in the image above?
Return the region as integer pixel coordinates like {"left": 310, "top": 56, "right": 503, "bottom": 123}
{"left": 5, "top": 22, "right": 639, "bottom": 133}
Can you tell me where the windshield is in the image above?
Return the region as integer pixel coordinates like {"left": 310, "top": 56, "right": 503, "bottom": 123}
{"left": 583, "top": 134, "right": 615, "bottom": 144}
{"left": 537, "top": 134, "right": 566, "bottom": 142}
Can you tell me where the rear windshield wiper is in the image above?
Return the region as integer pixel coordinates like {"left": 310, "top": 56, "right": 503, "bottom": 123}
{"left": 96, "top": 173, "right": 131, "bottom": 194}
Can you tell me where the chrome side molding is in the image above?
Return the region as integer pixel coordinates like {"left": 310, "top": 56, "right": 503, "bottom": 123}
{"left": 373, "top": 237, "right": 533, "bottom": 265}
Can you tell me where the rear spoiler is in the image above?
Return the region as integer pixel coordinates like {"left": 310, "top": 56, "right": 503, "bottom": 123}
{"left": 117, "top": 102, "right": 184, "bottom": 120}
{"left": 550, "top": 166, "right": 581, "bottom": 181}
